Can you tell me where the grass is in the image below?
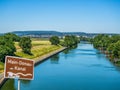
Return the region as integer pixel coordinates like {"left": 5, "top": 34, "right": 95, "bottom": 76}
{"left": 0, "top": 62, "right": 4, "bottom": 73}
{"left": 31, "top": 38, "right": 49, "bottom": 41}
{"left": 115, "top": 61, "right": 120, "bottom": 66}
{"left": 15, "top": 40, "right": 51, "bottom": 50}
{"left": 15, "top": 45, "right": 62, "bottom": 60}
{"left": 0, "top": 38, "right": 63, "bottom": 73}
{"left": 15, "top": 39, "right": 62, "bottom": 60}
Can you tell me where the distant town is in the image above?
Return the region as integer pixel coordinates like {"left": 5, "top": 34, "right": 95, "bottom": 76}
{"left": 0, "top": 31, "right": 119, "bottom": 38}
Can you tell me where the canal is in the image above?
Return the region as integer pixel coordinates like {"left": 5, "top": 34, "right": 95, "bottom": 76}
{"left": 1, "top": 42, "right": 120, "bottom": 90}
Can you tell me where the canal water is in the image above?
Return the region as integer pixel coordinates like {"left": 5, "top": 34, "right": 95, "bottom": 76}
{"left": 1, "top": 42, "right": 120, "bottom": 90}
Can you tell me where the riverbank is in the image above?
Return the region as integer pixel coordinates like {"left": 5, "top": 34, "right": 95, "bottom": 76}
{"left": 0, "top": 47, "right": 67, "bottom": 88}
{"left": 34, "top": 47, "right": 67, "bottom": 65}
{"left": 97, "top": 48, "right": 120, "bottom": 66}
{"left": 2, "top": 42, "right": 120, "bottom": 90}
{"left": 92, "top": 34, "right": 120, "bottom": 66}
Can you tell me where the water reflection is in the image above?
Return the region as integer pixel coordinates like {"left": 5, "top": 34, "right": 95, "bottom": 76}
{"left": 114, "top": 66, "right": 120, "bottom": 72}
{"left": 50, "top": 54, "right": 59, "bottom": 64}
{"left": 1, "top": 79, "right": 16, "bottom": 90}
{"left": 63, "top": 45, "right": 78, "bottom": 54}
{"left": 63, "top": 45, "right": 78, "bottom": 59}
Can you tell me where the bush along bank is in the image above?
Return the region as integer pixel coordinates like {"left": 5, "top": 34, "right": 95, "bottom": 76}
{"left": 92, "top": 34, "right": 120, "bottom": 65}
{"left": 60, "top": 35, "right": 80, "bottom": 48}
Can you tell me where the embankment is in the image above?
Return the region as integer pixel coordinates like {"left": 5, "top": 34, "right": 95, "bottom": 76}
{"left": 0, "top": 47, "right": 67, "bottom": 88}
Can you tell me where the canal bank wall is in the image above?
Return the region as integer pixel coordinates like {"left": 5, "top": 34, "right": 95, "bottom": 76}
{"left": 34, "top": 47, "right": 67, "bottom": 66}
{"left": 0, "top": 47, "right": 67, "bottom": 88}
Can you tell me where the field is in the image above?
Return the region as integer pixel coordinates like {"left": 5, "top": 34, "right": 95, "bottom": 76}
{"left": 0, "top": 62, "right": 4, "bottom": 73}
{"left": 0, "top": 38, "right": 62, "bottom": 73}
{"left": 15, "top": 39, "right": 62, "bottom": 60}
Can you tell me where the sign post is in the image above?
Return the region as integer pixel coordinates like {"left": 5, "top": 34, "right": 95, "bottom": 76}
{"left": 18, "top": 79, "right": 20, "bottom": 90}
{"left": 4, "top": 56, "right": 34, "bottom": 90}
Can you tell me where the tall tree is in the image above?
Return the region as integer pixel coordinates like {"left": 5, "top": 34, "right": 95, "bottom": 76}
{"left": 49, "top": 36, "right": 60, "bottom": 45}
{"left": 0, "top": 36, "right": 16, "bottom": 62}
{"left": 19, "top": 37, "right": 32, "bottom": 54}
{"left": 93, "top": 34, "right": 111, "bottom": 50}
{"left": 64, "top": 35, "right": 79, "bottom": 47}
{"left": 4, "top": 33, "right": 21, "bottom": 42}
{"left": 112, "top": 41, "right": 120, "bottom": 58}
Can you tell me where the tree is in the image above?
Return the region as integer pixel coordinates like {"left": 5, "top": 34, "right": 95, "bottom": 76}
{"left": 92, "top": 34, "right": 120, "bottom": 60}
{"left": 80, "top": 36, "right": 91, "bottom": 41}
{"left": 107, "top": 43, "right": 114, "bottom": 53}
{"left": 49, "top": 36, "right": 60, "bottom": 45}
{"left": 112, "top": 41, "right": 120, "bottom": 58}
{"left": 19, "top": 37, "right": 32, "bottom": 54}
{"left": 110, "top": 35, "right": 120, "bottom": 43}
{"left": 93, "top": 34, "right": 111, "bottom": 50}
{"left": 0, "top": 36, "right": 16, "bottom": 62}
{"left": 64, "top": 35, "right": 75, "bottom": 47}
{"left": 4, "top": 33, "right": 21, "bottom": 42}
{"left": 64, "top": 35, "right": 79, "bottom": 47}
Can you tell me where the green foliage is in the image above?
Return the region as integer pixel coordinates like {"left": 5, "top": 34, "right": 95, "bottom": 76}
{"left": 0, "top": 36, "right": 16, "bottom": 62}
{"left": 1, "top": 79, "right": 16, "bottom": 90}
{"left": 93, "top": 34, "right": 120, "bottom": 59}
{"left": 93, "top": 34, "right": 111, "bottom": 50}
{"left": 80, "top": 36, "right": 92, "bottom": 42}
{"left": 107, "top": 43, "right": 114, "bottom": 53}
{"left": 108, "top": 41, "right": 120, "bottom": 58}
{"left": 15, "top": 45, "right": 61, "bottom": 59}
{"left": 19, "top": 37, "right": 32, "bottom": 54}
{"left": 60, "top": 40, "right": 65, "bottom": 46}
{"left": 4, "top": 33, "right": 21, "bottom": 42}
{"left": 110, "top": 35, "right": 120, "bottom": 43}
{"left": 63, "top": 35, "right": 79, "bottom": 47}
{"left": 0, "top": 62, "right": 4, "bottom": 73}
{"left": 49, "top": 36, "right": 60, "bottom": 45}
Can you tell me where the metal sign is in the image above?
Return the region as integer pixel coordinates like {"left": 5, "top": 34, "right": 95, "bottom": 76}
{"left": 4, "top": 56, "right": 34, "bottom": 80}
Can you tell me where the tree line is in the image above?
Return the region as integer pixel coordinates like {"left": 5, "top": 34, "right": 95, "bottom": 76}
{"left": 92, "top": 34, "right": 120, "bottom": 61}
{"left": 0, "top": 33, "right": 31, "bottom": 62}
{"left": 0, "top": 33, "right": 80, "bottom": 62}
{"left": 2, "top": 32, "right": 119, "bottom": 63}
{"left": 49, "top": 35, "right": 80, "bottom": 47}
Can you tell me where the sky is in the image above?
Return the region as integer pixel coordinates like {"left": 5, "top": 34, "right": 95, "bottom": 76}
{"left": 0, "top": 0, "right": 120, "bottom": 33}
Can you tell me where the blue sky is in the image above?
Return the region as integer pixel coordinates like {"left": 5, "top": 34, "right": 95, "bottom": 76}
{"left": 0, "top": 0, "right": 120, "bottom": 33}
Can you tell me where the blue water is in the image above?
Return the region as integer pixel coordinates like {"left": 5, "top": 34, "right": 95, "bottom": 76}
{"left": 1, "top": 43, "right": 120, "bottom": 90}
